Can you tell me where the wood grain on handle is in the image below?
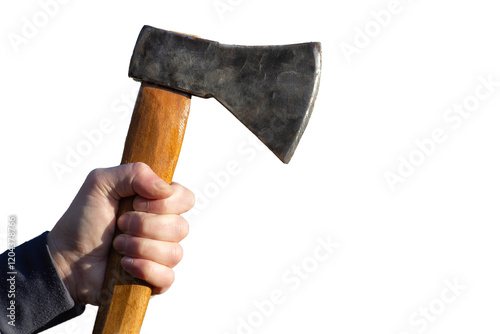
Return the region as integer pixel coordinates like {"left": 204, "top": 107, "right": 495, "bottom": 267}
{"left": 93, "top": 82, "right": 191, "bottom": 334}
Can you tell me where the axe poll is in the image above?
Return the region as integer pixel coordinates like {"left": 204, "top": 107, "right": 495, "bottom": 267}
{"left": 93, "top": 25, "right": 321, "bottom": 333}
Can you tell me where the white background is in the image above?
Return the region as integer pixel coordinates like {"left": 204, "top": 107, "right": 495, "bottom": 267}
{"left": 1, "top": 0, "right": 500, "bottom": 333}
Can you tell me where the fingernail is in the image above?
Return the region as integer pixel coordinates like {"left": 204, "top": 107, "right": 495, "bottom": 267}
{"left": 114, "top": 235, "right": 127, "bottom": 252}
{"left": 118, "top": 214, "right": 131, "bottom": 232}
{"left": 121, "top": 257, "right": 133, "bottom": 268}
{"left": 155, "top": 179, "right": 170, "bottom": 191}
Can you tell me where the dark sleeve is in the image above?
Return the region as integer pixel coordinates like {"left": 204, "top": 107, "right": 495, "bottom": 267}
{"left": 0, "top": 232, "right": 85, "bottom": 334}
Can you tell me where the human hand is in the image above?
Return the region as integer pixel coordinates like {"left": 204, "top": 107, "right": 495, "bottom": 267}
{"left": 47, "top": 162, "right": 194, "bottom": 306}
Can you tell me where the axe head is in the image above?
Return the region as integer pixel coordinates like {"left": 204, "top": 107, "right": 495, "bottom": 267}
{"left": 129, "top": 26, "right": 322, "bottom": 163}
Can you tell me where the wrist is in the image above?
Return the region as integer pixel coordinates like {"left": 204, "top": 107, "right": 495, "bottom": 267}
{"left": 47, "top": 230, "right": 80, "bottom": 305}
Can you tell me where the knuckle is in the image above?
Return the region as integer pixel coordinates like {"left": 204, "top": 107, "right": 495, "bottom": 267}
{"left": 154, "top": 269, "right": 175, "bottom": 294}
{"left": 163, "top": 267, "right": 175, "bottom": 287}
{"left": 168, "top": 183, "right": 195, "bottom": 213}
{"left": 168, "top": 244, "right": 183, "bottom": 264}
{"left": 186, "top": 189, "right": 195, "bottom": 208}
{"left": 86, "top": 168, "right": 106, "bottom": 185}
{"left": 130, "top": 162, "right": 149, "bottom": 174}
{"left": 85, "top": 167, "right": 119, "bottom": 200}
{"left": 130, "top": 162, "right": 152, "bottom": 184}
{"left": 174, "top": 216, "right": 189, "bottom": 239}
{"left": 182, "top": 188, "right": 195, "bottom": 212}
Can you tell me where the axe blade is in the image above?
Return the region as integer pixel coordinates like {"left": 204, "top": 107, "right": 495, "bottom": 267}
{"left": 129, "top": 25, "right": 321, "bottom": 163}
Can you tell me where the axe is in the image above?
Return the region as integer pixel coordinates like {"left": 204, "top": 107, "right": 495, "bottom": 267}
{"left": 93, "top": 25, "right": 321, "bottom": 333}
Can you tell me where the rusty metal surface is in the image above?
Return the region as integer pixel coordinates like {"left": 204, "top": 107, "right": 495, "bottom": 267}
{"left": 129, "top": 25, "right": 321, "bottom": 163}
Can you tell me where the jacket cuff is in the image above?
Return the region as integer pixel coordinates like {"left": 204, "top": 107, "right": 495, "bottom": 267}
{"left": 0, "top": 231, "right": 85, "bottom": 334}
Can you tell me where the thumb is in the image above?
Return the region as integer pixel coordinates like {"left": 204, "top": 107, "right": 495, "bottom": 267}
{"left": 87, "top": 162, "right": 173, "bottom": 201}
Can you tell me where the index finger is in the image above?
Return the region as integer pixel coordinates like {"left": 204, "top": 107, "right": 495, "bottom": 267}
{"left": 133, "top": 182, "right": 195, "bottom": 214}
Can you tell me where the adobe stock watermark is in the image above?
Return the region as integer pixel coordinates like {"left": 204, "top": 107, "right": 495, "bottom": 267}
{"left": 51, "top": 85, "right": 139, "bottom": 182}
{"left": 6, "top": 215, "right": 18, "bottom": 327}
{"left": 222, "top": 235, "right": 340, "bottom": 334}
{"left": 384, "top": 74, "right": 499, "bottom": 191}
{"left": 7, "top": 0, "right": 73, "bottom": 54}
{"left": 340, "top": 0, "right": 416, "bottom": 64}
{"left": 396, "top": 278, "right": 466, "bottom": 333}
{"left": 184, "top": 135, "right": 266, "bottom": 219}
{"left": 212, "top": 0, "right": 245, "bottom": 21}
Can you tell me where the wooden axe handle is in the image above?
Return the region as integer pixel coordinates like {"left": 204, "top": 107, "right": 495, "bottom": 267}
{"left": 93, "top": 82, "right": 191, "bottom": 333}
